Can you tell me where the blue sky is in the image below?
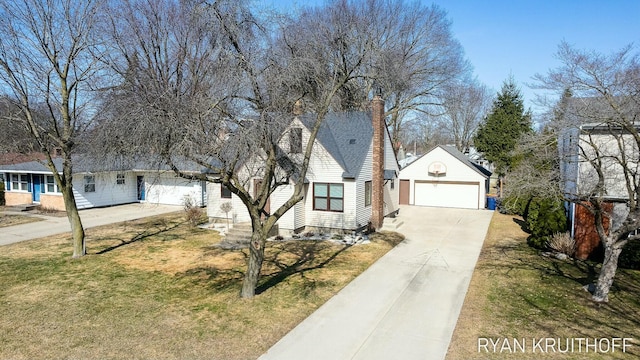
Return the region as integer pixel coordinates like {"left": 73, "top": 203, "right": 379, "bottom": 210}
{"left": 262, "top": 0, "right": 640, "bottom": 114}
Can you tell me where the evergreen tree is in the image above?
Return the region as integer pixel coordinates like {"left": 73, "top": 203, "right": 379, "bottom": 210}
{"left": 473, "top": 78, "right": 532, "bottom": 175}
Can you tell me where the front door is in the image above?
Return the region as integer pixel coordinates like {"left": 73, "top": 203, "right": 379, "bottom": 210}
{"left": 32, "top": 175, "right": 43, "bottom": 202}
{"left": 137, "top": 176, "right": 145, "bottom": 201}
{"left": 399, "top": 179, "right": 410, "bottom": 205}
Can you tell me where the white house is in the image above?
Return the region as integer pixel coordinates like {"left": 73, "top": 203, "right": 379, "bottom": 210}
{"left": 207, "top": 96, "right": 400, "bottom": 234}
{"left": 398, "top": 145, "right": 491, "bottom": 210}
{"left": 1, "top": 157, "right": 205, "bottom": 211}
{"left": 560, "top": 120, "right": 640, "bottom": 259}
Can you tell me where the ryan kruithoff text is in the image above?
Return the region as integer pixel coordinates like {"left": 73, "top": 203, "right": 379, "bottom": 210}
{"left": 478, "top": 337, "right": 633, "bottom": 354}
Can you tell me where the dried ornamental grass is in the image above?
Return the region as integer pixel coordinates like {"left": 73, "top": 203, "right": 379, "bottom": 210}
{"left": 546, "top": 232, "right": 575, "bottom": 257}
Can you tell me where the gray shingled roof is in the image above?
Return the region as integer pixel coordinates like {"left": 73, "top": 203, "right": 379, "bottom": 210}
{"left": 0, "top": 159, "right": 59, "bottom": 173}
{"left": 439, "top": 145, "right": 491, "bottom": 178}
{"left": 299, "top": 111, "right": 374, "bottom": 179}
{"left": 0, "top": 155, "right": 204, "bottom": 174}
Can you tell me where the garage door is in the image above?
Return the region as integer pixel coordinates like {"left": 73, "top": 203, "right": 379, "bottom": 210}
{"left": 414, "top": 181, "right": 480, "bottom": 209}
{"left": 146, "top": 176, "right": 202, "bottom": 206}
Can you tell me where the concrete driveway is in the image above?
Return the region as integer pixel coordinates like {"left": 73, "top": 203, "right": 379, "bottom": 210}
{"left": 259, "top": 205, "right": 494, "bottom": 360}
{"left": 0, "top": 203, "right": 183, "bottom": 246}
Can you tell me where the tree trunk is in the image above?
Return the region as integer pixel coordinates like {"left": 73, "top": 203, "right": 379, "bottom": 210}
{"left": 592, "top": 239, "right": 624, "bottom": 302}
{"left": 61, "top": 182, "right": 86, "bottom": 258}
{"left": 240, "top": 226, "right": 268, "bottom": 298}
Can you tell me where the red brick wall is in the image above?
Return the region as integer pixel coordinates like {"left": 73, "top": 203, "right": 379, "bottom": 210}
{"left": 574, "top": 202, "right": 612, "bottom": 260}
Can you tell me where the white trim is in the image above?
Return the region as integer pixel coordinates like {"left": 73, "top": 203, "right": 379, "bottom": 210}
{"left": 45, "top": 175, "right": 62, "bottom": 194}
{"left": 10, "top": 173, "right": 29, "bottom": 192}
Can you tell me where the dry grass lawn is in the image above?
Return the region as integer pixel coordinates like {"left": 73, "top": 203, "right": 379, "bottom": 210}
{"left": 446, "top": 212, "right": 640, "bottom": 360}
{"left": 0, "top": 213, "right": 403, "bottom": 360}
{"left": 0, "top": 210, "right": 43, "bottom": 227}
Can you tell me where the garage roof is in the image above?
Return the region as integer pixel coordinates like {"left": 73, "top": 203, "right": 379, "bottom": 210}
{"left": 404, "top": 145, "right": 491, "bottom": 178}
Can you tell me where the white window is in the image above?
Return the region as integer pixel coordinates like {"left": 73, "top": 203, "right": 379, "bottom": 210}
{"left": 313, "top": 183, "right": 344, "bottom": 212}
{"left": 11, "top": 174, "right": 29, "bottom": 191}
{"left": 116, "top": 173, "right": 125, "bottom": 185}
{"left": 364, "top": 181, "right": 372, "bottom": 207}
{"left": 45, "top": 175, "right": 61, "bottom": 193}
{"left": 84, "top": 175, "right": 95, "bottom": 193}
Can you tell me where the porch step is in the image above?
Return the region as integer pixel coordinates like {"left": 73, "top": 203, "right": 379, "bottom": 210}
{"left": 380, "top": 217, "right": 404, "bottom": 232}
{"left": 217, "top": 223, "right": 252, "bottom": 250}
{"left": 225, "top": 223, "right": 253, "bottom": 243}
{"left": 5, "top": 204, "right": 39, "bottom": 212}
{"left": 216, "top": 222, "right": 280, "bottom": 250}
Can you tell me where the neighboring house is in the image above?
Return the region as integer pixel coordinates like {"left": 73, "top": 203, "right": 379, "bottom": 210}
{"left": 398, "top": 151, "right": 419, "bottom": 169}
{"left": 1, "top": 156, "right": 206, "bottom": 211}
{"left": 464, "top": 146, "right": 495, "bottom": 173}
{"left": 207, "top": 97, "right": 400, "bottom": 234}
{"left": 398, "top": 145, "right": 491, "bottom": 210}
{"left": 560, "top": 121, "right": 639, "bottom": 259}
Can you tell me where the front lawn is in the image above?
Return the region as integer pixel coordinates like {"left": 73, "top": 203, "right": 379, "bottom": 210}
{"left": 0, "top": 210, "right": 43, "bottom": 227}
{"left": 447, "top": 212, "right": 640, "bottom": 360}
{"left": 0, "top": 213, "right": 403, "bottom": 360}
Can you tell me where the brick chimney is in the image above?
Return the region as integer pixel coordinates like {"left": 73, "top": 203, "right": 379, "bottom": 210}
{"left": 371, "top": 90, "right": 385, "bottom": 230}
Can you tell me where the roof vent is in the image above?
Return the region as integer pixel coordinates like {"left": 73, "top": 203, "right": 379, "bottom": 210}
{"left": 349, "top": 139, "right": 356, "bottom": 144}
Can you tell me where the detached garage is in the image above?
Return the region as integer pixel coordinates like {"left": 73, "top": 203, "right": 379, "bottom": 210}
{"left": 399, "top": 145, "right": 491, "bottom": 209}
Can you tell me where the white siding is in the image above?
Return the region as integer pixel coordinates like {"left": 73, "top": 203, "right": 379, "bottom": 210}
{"left": 578, "top": 133, "right": 638, "bottom": 200}
{"left": 207, "top": 183, "right": 251, "bottom": 224}
{"left": 143, "top": 173, "right": 204, "bottom": 206}
{"left": 72, "top": 172, "right": 137, "bottom": 209}
{"left": 269, "top": 184, "right": 296, "bottom": 230}
{"left": 294, "top": 191, "right": 306, "bottom": 230}
{"left": 305, "top": 136, "right": 358, "bottom": 230}
{"left": 383, "top": 129, "right": 400, "bottom": 215}
{"left": 355, "top": 143, "right": 373, "bottom": 228}
{"left": 384, "top": 177, "right": 399, "bottom": 215}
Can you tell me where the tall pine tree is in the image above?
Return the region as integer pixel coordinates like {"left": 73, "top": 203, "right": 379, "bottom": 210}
{"left": 474, "top": 78, "right": 532, "bottom": 176}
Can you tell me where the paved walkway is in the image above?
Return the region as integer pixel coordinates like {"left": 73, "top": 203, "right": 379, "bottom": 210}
{"left": 259, "top": 205, "right": 494, "bottom": 360}
{"left": 0, "top": 203, "right": 183, "bottom": 246}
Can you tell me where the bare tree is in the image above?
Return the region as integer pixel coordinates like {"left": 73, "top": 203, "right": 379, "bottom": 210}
{"left": 0, "top": 96, "right": 41, "bottom": 152}
{"left": 0, "top": 0, "right": 104, "bottom": 258}
{"left": 371, "top": 1, "right": 470, "bottom": 150}
{"left": 437, "top": 77, "right": 492, "bottom": 152}
{"left": 95, "top": 0, "right": 380, "bottom": 298}
{"left": 533, "top": 41, "right": 640, "bottom": 302}
{"left": 95, "top": 0, "right": 471, "bottom": 298}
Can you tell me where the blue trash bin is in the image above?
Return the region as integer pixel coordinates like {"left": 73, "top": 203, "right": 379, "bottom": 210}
{"left": 487, "top": 196, "right": 496, "bottom": 210}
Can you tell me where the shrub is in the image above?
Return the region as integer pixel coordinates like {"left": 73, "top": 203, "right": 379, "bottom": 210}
{"left": 500, "top": 195, "right": 531, "bottom": 217}
{"left": 546, "top": 232, "right": 575, "bottom": 257}
{"left": 183, "top": 196, "right": 207, "bottom": 227}
{"left": 527, "top": 236, "right": 548, "bottom": 250}
{"left": 526, "top": 197, "right": 567, "bottom": 241}
{"left": 619, "top": 240, "right": 640, "bottom": 270}
{"left": 0, "top": 181, "right": 4, "bottom": 206}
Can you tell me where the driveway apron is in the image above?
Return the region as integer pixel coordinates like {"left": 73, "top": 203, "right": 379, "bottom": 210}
{"left": 259, "top": 205, "right": 494, "bottom": 360}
